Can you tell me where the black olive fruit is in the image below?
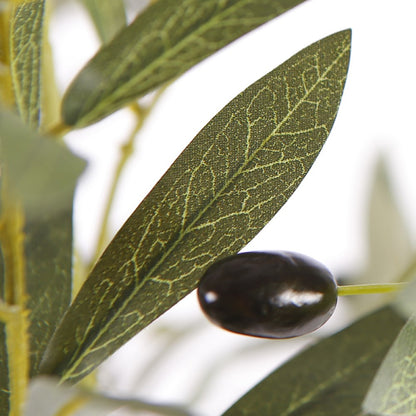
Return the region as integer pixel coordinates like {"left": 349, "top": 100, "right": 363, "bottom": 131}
{"left": 197, "top": 251, "right": 337, "bottom": 339}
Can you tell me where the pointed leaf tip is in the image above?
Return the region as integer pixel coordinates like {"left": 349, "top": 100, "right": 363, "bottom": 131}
{"left": 41, "top": 30, "right": 351, "bottom": 383}
{"left": 222, "top": 307, "right": 404, "bottom": 416}
{"left": 62, "top": 0, "right": 309, "bottom": 127}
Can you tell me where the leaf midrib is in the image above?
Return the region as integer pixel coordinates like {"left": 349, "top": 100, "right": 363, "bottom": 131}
{"left": 77, "top": 0, "right": 287, "bottom": 124}
{"left": 10, "top": 1, "right": 44, "bottom": 126}
{"left": 281, "top": 348, "right": 378, "bottom": 416}
{"left": 63, "top": 39, "right": 349, "bottom": 381}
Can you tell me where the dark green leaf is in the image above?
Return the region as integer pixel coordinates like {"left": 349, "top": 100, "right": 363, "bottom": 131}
{"left": 24, "top": 208, "right": 74, "bottom": 377}
{"left": 363, "top": 314, "right": 416, "bottom": 416}
{"left": 40, "top": 30, "right": 351, "bottom": 383}
{"left": 222, "top": 307, "right": 405, "bottom": 416}
{"left": 0, "top": 110, "right": 85, "bottom": 377}
{"left": 81, "top": 0, "right": 126, "bottom": 44}
{"left": 62, "top": 0, "right": 307, "bottom": 128}
{"left": 0, "top": 323, "right": 9, "bottom": 415}
{"left": 0, "top": 230, "right": 6, "bottom": 413}
{"left": 10, "top": 0, "right": 45, "bottom": 127}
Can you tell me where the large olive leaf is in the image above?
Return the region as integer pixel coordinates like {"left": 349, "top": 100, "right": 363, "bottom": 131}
{"left": 0, "top": 110, "right": 85, "bottom": 384}
{"left": 40, "top": 30, "right": 351, "bottom": 383}
{"left": 222, "top": 307, "right": 405, "bottom": 416}
{"left": 9, "top": 0, "right": 45, "bottom": 127}
{"left": 62, "top": 0, "right": 308, "bottom": 128}
{"left": 363, "top": 313, "right": 416, "bottom": 416}
{"left": 80, "top": 0, "right": 126, "bottom": 44}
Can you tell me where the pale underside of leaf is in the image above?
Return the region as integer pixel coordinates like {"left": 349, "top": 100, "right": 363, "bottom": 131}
{"left": 222, "top": 307, "right": 405, "bottom": 416}
{"left": 62, "top": 0, "right": 308, "bottom": 127}
{"left": 0, "top": 110, "right": 85, "bottom": 381}
{"left": 346, "top": 156, "right": 414, "bottom": 317}
{"left": 40, "top": 30, "right": 351, "bottom": 383}
{"left": 10, "top": 0, "right": 45, "bottom": 127}
{"left": 81, "top": 0, "right": 126, "bottom": 44}
{"left": 363, "top": 314, "right": 416, "bottom": 416}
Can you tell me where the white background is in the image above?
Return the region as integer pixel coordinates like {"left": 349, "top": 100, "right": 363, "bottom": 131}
{"left": 50, "top": 1, "right": 416, "bottom": 415}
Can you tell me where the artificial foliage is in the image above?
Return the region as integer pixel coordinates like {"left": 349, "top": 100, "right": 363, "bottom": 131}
{"left": 0, "top": 1, "right": 415, "bottom": 415}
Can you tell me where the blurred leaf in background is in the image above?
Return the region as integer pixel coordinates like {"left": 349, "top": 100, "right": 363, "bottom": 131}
{"left": 25, "top": 376, "right": 191, "bottom": 416}
{"left": 222, "top": 307, "right": 404, "bottom": 416}
{"left": 0, "top": 110, "right": 85, "bottom": 385}
{"left": 346, "top": 156, "right": 413, "bottom": 316}
{"left": 80, "top": 0, "right": 126, "bottom": 44}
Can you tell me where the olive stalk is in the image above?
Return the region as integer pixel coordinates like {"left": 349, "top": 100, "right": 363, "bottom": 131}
{"left": 337, "top": 282, "right": 408, "bottom": 296}
{"left": 90, "top": 86, "right": 168, "bottom": 271}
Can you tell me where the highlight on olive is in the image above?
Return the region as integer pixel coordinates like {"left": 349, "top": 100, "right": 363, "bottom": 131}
{"left": 197, "top": 251, "right": 337, "bottom": 339}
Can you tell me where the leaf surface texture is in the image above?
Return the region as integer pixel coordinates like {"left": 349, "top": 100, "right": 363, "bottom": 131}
{"left": 222, "top": 308, "right": 405, "bottom": 416}
{"left": 62, "top": 0, "right": 307, "bottom": 127}
{"left": 363, "top": 313, "right": 416, "bottom": 415}
{"left": 10, "top": 0, "right": 45, "bottom": 126}
{"left": 40, "top": 30, "right": 351, "bottom": 383}
{"left": 0, "top": 110, "right": 85, "bottom": 385}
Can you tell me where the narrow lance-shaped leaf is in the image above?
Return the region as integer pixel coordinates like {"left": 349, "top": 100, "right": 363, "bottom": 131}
{"left": 363, "top": 313, "right": 416, "bottom": 416}
{"left": 10, "top": 0, "right": 45, "bottom": 127}
{"left": 0, "top": 110, "right": 86, "bottom": 379}
{"left": 40, "top": 30, "right": 351, "bottom": 383}
{"left": 347, "top": 156, "right": 413, "bottom": 316}
{"left": 62, "top": 0, "right": 308, "bottom": 128}
{"left": 0, "top": 322, "right": 8, "bottom": 413}
{"left": 222, "top": 307, "right": 405, "bottom": 416}
{"left": 81, "top": 0, "right": 127, "bottom": 44}
{"left": 395, "top": 262, "right": 416, "bottom": 317}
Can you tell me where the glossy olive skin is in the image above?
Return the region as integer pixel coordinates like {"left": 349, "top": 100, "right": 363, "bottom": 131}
{"left": 197, "top": 251, "right": 337, "bottom": 339}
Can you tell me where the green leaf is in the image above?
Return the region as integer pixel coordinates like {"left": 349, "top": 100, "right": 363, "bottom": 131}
{"left": 24, "top": 209, "right": 75, "bottom": 377}
{"left": 365, "top": 157, "right": 413, "bottom": 283}
{"left": 25, "top": 376, "right": 191, "bottom": 416}
{"left": 40, "top": 30, "right": 351, "bottom": 383}
{"left": 0, "top": 111, "right": 85, "bottom": 220}
{"left": 0, "top": 323, "right": 9, "bottom": 415}
{"left": 395, "top": 266, "right": 416, "bottom": 317}
{"left": 222, "top": 307, "right": 405, "bottom": 416}
{"left": 81, "top": 0, "right": 126, "bottom": 44}
{"left": 347, "top": 156, "right": 413, "bottom": 316}
{"left": 363, "top": 314, "right": 416, "bottom": 416}
{"left": 10, "top": 0, "right": 45, "bottom": 127}
{"left": 0, "top": 110, "right": 86, "bottom": 378}
{"left": 62, "top": 0, "right": 308, "bottom": 128}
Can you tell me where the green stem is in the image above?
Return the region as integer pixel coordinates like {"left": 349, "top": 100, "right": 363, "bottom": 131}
{"left": 338, "top": 252, "right": 416, "bottom": 297}
{"left": 0, "top": 303, "right": 29, "bottom": 416}
{"left": 337, "top": 282, "right": 408, "bottom": 296}
{"left": 45, "top": 120, "right": 71, "bottom": 138}
{"left": 89, "top": 87, "right": 169, "bottom": 271}
{"left": 91, "top": 106, "right": 142, "bottom": 265}
{"left": 0, "top": 182, "right": 30, "bottom": 416}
